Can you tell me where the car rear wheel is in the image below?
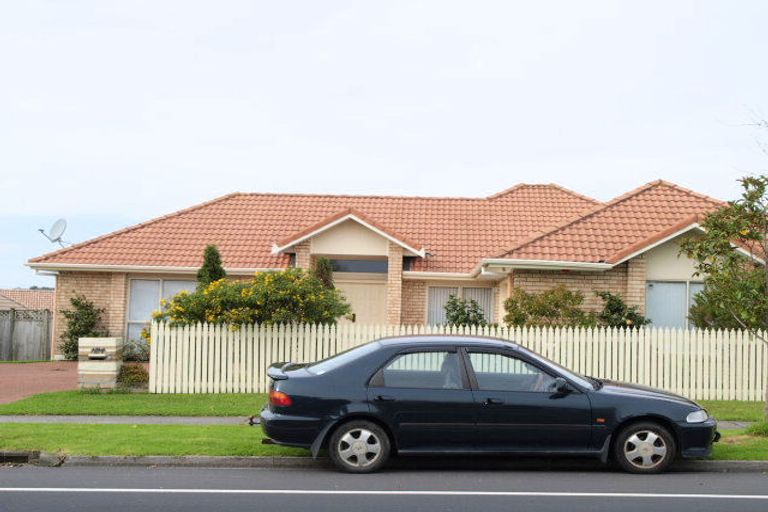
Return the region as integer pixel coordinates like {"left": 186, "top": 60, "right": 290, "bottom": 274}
{"left": 614, "top": 421, "right": 676, "bottom": 474}
{"left": 329, "top": 420, "right": 390, "bottom": 473}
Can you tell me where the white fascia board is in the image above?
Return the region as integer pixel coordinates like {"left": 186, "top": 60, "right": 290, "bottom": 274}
{"left": 26, "top": 262, "right": 283, "bottom": 275}
{"left": 480, "top": 259, "right": 613, "bottom": 272}
{"left": 271, "top": 214, "right": 426, "bottom": 258}
{"left": 402, "top": 271, "right": 476, "bottom": 281}
{"left": 611, "top": 223, "right": 705, "bottom": 266}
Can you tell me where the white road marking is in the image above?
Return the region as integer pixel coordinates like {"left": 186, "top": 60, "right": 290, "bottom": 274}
{"left": 0, "top": 488, "right": 767, "bottom": 500}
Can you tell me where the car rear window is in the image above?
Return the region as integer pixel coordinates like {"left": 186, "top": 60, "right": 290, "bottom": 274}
{"left": 305, "top": 342, "right": 380, "bottom": 375}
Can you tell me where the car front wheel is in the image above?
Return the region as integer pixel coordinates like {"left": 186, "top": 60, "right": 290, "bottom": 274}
{"left": 329, "top": 420, "right": 390, "bottom": 473}
{"left": 614, "top": 421, "right": 676, "bottom": 474}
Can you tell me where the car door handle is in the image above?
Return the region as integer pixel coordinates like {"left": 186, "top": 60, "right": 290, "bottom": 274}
{"left": 375, "top": 395, "right": 396, "bottom": 402}
{"left": 483, "top": 398, "right": 504, "bottom": 405}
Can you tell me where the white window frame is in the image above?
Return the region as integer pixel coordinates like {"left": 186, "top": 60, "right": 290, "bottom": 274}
{"left": 126, "top": 278, "right": 196, "bottom": 340}
{"left": 425, "top": 285, "right": 495, "bottom": 325}
{"left": 645, "top": 279, "right": 705, "bottom": 329}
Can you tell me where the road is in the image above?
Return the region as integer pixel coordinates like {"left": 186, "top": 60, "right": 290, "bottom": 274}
{"left": 2, "top": 462, "right": 768, "bottom": 512}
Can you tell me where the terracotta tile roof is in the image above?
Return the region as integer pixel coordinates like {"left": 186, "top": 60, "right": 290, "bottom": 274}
{"left": 499, "top": 181, "right": 724, "bottom": 263}
{"left": 0, "top": 289, "right": 54, "bottom": 310}
{"left": 28, "top": 184, "right": 599, "bottom": 273}
{"left": 0, "top": 294, "right": 27, "bottom": 310}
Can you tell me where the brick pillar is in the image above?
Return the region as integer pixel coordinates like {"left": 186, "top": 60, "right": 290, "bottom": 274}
{"left": 386, "top": 242, "right": 403, "bottom": 325}
{"left": 625, "top": 256, "right": 647, "bottom": 313}
{"left": 494, "top": 272, "right": 514, "bottom": 324}
{"left": 108, "top": 273, "right": 127, "bottom": 337}
{"left": 294, "top": 241, "right": 311, "bottom": 269}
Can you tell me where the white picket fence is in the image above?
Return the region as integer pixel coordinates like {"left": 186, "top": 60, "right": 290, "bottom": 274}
{"left": 148, "top": 322, "right": 767, "bottom": 401}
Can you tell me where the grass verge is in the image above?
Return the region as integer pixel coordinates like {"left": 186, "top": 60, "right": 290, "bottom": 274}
{"left": 0, "top": 391, "right": 267, "bottom": 417}
{"left": 699, "top": 400, "right": 764, "bottom": 422}
{"left": 0, "top": 423, "right": 306, "bottom": 457}
{"left": 712, "top": 425, "right": 768, "bottom": 460}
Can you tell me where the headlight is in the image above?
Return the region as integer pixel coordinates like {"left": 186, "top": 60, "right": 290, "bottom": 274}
{"left": 686, "top": 410, "right": 709, "bottom": 423}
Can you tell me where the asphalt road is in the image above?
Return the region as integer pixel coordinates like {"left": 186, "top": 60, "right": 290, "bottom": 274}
{"left": 2, "top": 462, "right": 768, "bottom": 512}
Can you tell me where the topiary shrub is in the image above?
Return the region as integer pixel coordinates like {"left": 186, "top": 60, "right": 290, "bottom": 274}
{"left": 59, "top": 295, "right": 107, "bottom": 360}
{"left": 197, "top": 244, "right": 227, "bottom": 290}
{"left": 116, "top": 363, "right": 149, "bottom": 390}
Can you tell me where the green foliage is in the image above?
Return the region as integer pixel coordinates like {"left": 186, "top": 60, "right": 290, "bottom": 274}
{"left": 680, "top": 176, "right": 768, "bottom": 333}
{"left": 595, "top": 291, "right": 651, "bottom": 328}
{"left": 154, "top": 268, "right": 351, "bottom": 326}
{"left": 119, "top": 338, "right": 150, "bottom": 362}
{"left": 116, "top": 363, "right": 149, "bottom": 389}
{"left": 504, "top": 285, "right": 596, "bottom": 327}
{"left": 312, "top": 257, "right": 335, "bottom": 289}
{"left": 444, "top": 294, "right": 487, "bottom": 326}
{"left": 196, "top": 244, "right": 227, "bottom": 290}
{"left": 59, "top": 295, "right": 107, "bottom": 361}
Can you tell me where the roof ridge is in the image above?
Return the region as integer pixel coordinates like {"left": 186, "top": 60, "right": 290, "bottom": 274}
{"left": 494, "top": 180, "right": 698, "bottom": 258}
{"left": 486, "top": 183, "right": 600, "bottom": 203}
{"left": 28, "top": 192, "right": 242, "bottom": 263}
{"left": 238, "top": 191, "right": 488, "bottom": 201}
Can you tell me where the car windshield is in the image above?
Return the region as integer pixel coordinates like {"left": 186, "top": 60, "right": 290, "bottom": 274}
{"left": 516, "top": 346, "right": 595, "bottom": 390}
{"left": 305, "top": 342, "right": 380, "bottom": 375}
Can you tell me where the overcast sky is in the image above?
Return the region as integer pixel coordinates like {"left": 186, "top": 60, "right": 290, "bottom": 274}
{"left": 1, "top": 1, "right": 767, "bottom": 288}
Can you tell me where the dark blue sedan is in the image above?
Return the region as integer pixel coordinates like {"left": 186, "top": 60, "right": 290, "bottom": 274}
{"left": 260, "top": 336, "right": 719, "bottom": 473}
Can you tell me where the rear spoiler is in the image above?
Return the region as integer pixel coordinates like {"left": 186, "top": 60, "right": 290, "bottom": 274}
{"left": 266, "top": 362, "right": 292, "bottom": 380}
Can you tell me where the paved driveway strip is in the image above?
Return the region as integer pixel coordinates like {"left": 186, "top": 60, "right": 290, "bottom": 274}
{"left": 0, "top": 362, "right": 77, "bottom": 404}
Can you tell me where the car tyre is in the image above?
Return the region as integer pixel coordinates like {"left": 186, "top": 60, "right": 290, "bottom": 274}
{"left": 329, "top": 420, "right": 390, "bottom": 473}
{"left": 613, "top": 421, "right": 676, "bottom": 474}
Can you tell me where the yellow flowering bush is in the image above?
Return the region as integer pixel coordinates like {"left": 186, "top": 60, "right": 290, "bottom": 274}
{"left": 152, "top": 268, "right": 351, "bottom": 327}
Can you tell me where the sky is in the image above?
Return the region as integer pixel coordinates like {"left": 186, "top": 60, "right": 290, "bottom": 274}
{"left": 1, "top": 0, "right": 767, "bottom": 288}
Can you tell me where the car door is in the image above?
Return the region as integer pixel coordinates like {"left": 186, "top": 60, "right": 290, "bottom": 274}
{"left": 463, "top": 348, "right": 592, "bottom": 453}
{"left": 367, "top": 348, "right": 477, "bottom": 453}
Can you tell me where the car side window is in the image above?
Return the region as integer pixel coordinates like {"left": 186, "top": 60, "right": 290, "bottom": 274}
{"left": 380, "top": 351, "right": 463, "bottom": 390}
{"left": 468, "top": 352, "right": 556, "bottom": 392}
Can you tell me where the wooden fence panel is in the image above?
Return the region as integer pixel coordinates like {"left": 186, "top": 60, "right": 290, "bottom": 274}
{"left": 148, "top": 322, "right": 768, "bottom": 400}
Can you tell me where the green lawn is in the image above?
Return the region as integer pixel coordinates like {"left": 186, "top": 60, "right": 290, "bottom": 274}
{"left": 0, "top": 423, "right": 306, "bottom": 457}
{"left": 0, "top": 422, "right": 766, "bottom": 460}
{"left": 0, "top": 391, "right": 267, "bottom": 417}
{"left": 699, "top": 400, "right": 764, "bottom": 422}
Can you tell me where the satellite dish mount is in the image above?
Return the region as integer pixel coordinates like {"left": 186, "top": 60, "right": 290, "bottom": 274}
{"left": 38, "top": 218, "right": 69, "bottom": 248}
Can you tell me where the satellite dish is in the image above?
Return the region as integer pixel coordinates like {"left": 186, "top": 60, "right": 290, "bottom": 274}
{"left": 38, "top": 218, "right": 69, "bottom": 247}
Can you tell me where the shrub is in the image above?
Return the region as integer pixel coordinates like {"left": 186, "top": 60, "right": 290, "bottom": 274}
{"left": 120, "top": 338, "right": 151, "bottom": 362}
{"left": 116, "top": 363, "right": 149, "bottom": 389}
{"left": 444, "top": 295, "right": 487, "bottom": 326}
{"left": 153, "top": 268, "right": 351, "bottom": 326}
{"left": 595, "top": 291, "right": 651, "bottom": 328}
{"left": 503, "top": 286, "right": 596, "bottom": 327}
{"left": 312, "top": 257, "right": 335, "bottom": 289}
{"left": 59, "top": 295, "right": 107, "bottom": 360}
{"left": 197, "top": 244, "right": 227, "bottom": 290}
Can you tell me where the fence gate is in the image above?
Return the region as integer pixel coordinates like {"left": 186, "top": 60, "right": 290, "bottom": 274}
{"left": 0, "top": 309, "right": 51, "bottom": 361}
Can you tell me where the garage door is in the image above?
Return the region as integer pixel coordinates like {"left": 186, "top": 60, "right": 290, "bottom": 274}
{"left": 335, "top": 281, "right": 387, "bottom": 324}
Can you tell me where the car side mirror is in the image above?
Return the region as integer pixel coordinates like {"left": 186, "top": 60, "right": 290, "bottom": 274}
{"left": 553, "top": 377, "right": 570, "bottom": 394}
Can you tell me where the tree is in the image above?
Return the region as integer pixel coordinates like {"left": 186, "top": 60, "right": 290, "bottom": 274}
{"left": 680, "top": 175, "right": 768, "bottom": 418}
{"left": 595, "top": 291, "right": 651, "bottom": 328}
{"left": 196, "top": 245, "right": 227, "bottom": 289}
{"left": 504, "top": 285, "right": 596, "bottom": 327}
{"left": 312, "top": 257, "right": 335, "bottom": 289}
{"left": 154, "top": 268, "right": 351, "bottom": 326}
{"left": 59, "top": 295, "right": 107, "bottom": 360}
{"left": 444, "top": 295, "right": 487, "bottom": 326}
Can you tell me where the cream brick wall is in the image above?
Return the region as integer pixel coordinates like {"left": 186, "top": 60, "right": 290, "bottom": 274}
{"left": 401, "top": 280, "right": 426, "bottom": 324}
{"left": 294, "top": 241, "right": 312, "bottom": 269}
{"left": 386, "top": 242, "right": 403, "bottom": 325}
{"left": 53, "top": 271, "right": 128, "bottom": 357}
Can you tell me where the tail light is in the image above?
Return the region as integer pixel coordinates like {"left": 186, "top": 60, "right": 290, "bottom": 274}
{"left": 269, "top": 390, "right": 292, "bottom": 407}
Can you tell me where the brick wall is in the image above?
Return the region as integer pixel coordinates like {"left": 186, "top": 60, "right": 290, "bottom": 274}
{"left": 386, "top": 243, "right": 403, "bottom": 325}
{"left": 512, "top": 261, "right": 645, "bottom": 313}
{"left": 294, "top": 241, "right": 311, "bottom": 269}
{"left": 53, "top": 271, "right": 128, "bottom": 357}
{"left": 401, "top": 280, "right": 426, "bottom": 324}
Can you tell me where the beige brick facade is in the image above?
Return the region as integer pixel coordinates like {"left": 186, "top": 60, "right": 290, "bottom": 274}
{"left": 401, "top": 280, "right": 426, "bottom": 325}
{"left": 294, "top": 241, "right": 312, "bottom": 269}
{"left": 53, "top": 271, "right": 128, "bottom": 357}
{"left": 386, "top": 242, "right": 403, "bottom": 325}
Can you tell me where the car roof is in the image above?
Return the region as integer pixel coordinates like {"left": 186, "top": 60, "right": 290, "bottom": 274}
{"left": 375, "top": 335, "right": 520, "bottom": 349}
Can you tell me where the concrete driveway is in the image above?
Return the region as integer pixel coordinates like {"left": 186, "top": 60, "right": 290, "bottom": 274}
{"left": 0, "top": 361, "right": 78, "bottom": 404}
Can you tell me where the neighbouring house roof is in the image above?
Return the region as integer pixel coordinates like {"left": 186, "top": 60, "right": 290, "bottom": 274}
{"left": 0, "top": 294, "right": 27, "bottom": 310}
{"left": 0, "top": 289, "right": 54, "bottom": 311}
{"left": 28, "top": 184, "right": 600, "bottom": 274}
{"left": 497, "top": 181, "right": 724, "bottom": 264}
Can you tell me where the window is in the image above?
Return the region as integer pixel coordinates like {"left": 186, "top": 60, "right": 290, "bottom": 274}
{"left": 127, "top": 279, "right": 195, "bottom": 341}
{"left": 306, "top": 342, "right": 380, "bottom": 375}
{"left": 330, "top": 258, "right": 388, "bottom": 273}
{"left": 378, "top": 351, "right": 463, "bottom": 389}
{"left": 645, "top": 281, "right": 704, "bottom": 329}
{"left": 468, "top": 352, "right": 556, "bottom": 392}
{"left": 427, "top": 286, "right": 494, "bottom": 324}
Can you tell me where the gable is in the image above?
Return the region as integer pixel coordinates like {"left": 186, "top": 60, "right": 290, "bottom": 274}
{"left": 644, "top": 234, "right": 701, "bottom": 281}
{"left": 310, "top": 219, "right": 389, "bottom": 256}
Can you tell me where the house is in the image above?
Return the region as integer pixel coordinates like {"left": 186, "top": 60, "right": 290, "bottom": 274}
{"left": 28, "top": 180, "right": 725, "bottom": 357}
{"left": 0, "top": 289, "right": 55, "bottom": 312}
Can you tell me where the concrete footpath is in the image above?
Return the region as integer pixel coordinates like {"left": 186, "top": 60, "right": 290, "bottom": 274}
{"left": 0, "top": 415, "right": 247, "bottom": 425}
